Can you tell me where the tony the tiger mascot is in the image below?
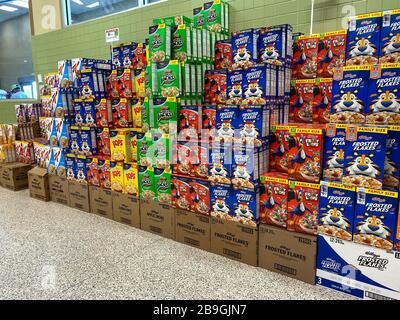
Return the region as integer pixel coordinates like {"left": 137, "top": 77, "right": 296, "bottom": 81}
{"left": 349, "top": 36, "right": 377, "bottom": 58}
{"left": 320, "top": 207, "right": 350, "bottom": 231}
{"left": 346, "top": 153, "right": 380, "bottom": 178}
{"left": 371, "top": 89, "right": 400, "bottom": 113}
{"left": 333, "top": 91, "right": 364, "bottom": 113}
{"left": 356, "top": 214, "right": 392, "bottom": 240}
{"left": 382, "top": 33, "right": 400, "bottom": 56}
{"left": 235, "top": 202, "right": 254, "bottom": 220}
{"left": 261, "top": 43, "right": 280, "bottom": 63}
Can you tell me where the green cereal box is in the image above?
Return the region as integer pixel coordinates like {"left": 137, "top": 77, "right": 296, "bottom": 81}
{"left": 203, "top": 0, "right": 225, "bottom": 34}
{"left": 182, "top": 63, "right": 191, "bottom": 98}
{"left": 141, "top": 97, "right": 150, "bottom": 132}
{"left": 148, "top": 24, "right": 171, "bottom": 63}
{"left": 196, "top": 64, "right": 203, "bottom": 97}
{"left": 193, "top": 7, "right": 205, "bottom": 29}
{"left": 156, "top": 60, "right": 182, "bottom": 98}
{"left": 154, "top": 16, "right": 192, "bottom": 27}
{"left": 151, "top": 97, "right": 178, "bottom": 134}
{"left": 138, "top": 165, "right": 155, "bottom": 200}
{"left": 190, "top": 64, "right": 197, "bottom": 99}
{"left": 153, "top": 133, "right": 171, "bottom": 169}
{"left": 144, "top": 64, "right": 153, "bottom": 98}
{"left": 197, "top": 29, "right": 203, "bottom": 61}
{"left": 137, "top": 132, "right": 153, "bottom": 167}
{"left": 202, "top": 29, "right": 211, "bottom": 62}
{"left": 172, "top": 24, "right": 192, "bottom": 63}
{"left": 154, "top": 167, "right": 172, "bottom": 204}
{"left": 191, "top": 26, "right": 199, "bottom": 62}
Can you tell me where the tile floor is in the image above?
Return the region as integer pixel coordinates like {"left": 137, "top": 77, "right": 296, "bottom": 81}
{"left": 0, "top": 188, "right": 355, "bottom": 300}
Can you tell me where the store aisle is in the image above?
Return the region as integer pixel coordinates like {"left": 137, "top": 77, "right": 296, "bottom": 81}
{"left": 0, "top": 189, "right": 355, "bottom": 300}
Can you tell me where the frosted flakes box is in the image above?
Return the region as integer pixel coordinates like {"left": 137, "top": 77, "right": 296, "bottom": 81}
{"left": 323, "top": 123, "right": 347, "bottom": 182}
{"left": 189, "top": 179, "right": 211, "bottom": 215}
{"left": 314, "top": 78, "right": 332, "bottom": 124}
{"left": 343, "top": 126, "right": 387, "bottom": 190}
{"left": 110, "top": 161, "right": 125, "bottom": 193}
{"left": 287, "top": 181, "right": 320, "bottom": 235}
{"left": 231, "top": 29, "right": 257, "bottom": 70}
{"left": 381, "top": 9, "right": 400, "bottom": 63}
{"left": 330, "top": 65, "right": 370, "bottom": 124}
{"left": 121, "top": 43, "right": 133, "bottom": 68}
{"left": 73, "top": 155, "right": 86, "bottom": 183}
{"left": 83, "top": 100, "right": 96, "bottom": 127}
{"left": 96, "top": 127, "right": 111, "bottom": 156}
{"left": 226, "top": 70, "right": 243, "bottom": 105}
{"left": 259, "top": 172, "right": 288, "bottom": 228}
{"left": 110, "top": 129, "right": 131, "bottom": 162}
{"left": 204, "top": 70, "right": 227, "bottom": 104}
{"left": 366, "top": 63, "right": 400, "bottom": 125}
{"left": 179, "top": 105, "right": 201, "bottom": 139}
{"left": 171, "top": 175, "right": 191, "bottom": 210}
{"left": 231, "top": 189, "right": 258, "bottom": 227}
{"left": 208, "top": 143, "right": 232, "bottom": 186}
{"left": 154, "top": 167, "right": 172, "bottom": 204}
{"left": 148, "top": 24, "right": 171, "bottom": 63}
{"left": 150, "top": 97, "right": 178, "bottom": 134}
{"left": 73, "top": 99, "right": 85, "bottom": 126}
{"left": 318, "top": 181, "right": 356, "bottom": 240}
{"left": 94, "top": 98, "right": 112, "bottom": 127}
{"left": 215, "top": 106, "right": 237, "bottom": 144}
{"left": 111, "top": 98, "right": 132, "bottom": 128}
{"left": 231, "top": 145, "right": 259, "bottom": 191}
{"left": 98, "top": 158, "right": 111, "bottom": 189}
{"left": 153, "top": 133, "right": 170, "bottom": 170}
{"left": 292, "top": 34, "right": 320, "bottom": 79}
{"left": 384, "top": 126, "right": 400, "bottom": 190}
{"left": 290, "top": 79, "right": 315, "bottom": 124}
{"left": 66, "top": 154, "right": 77, "bottom": 181}
{"left": 79, "top": 127, "right": 97, "bottom": 157}
{"left": 346, "top": 12, "right": 382, "bottom": 66}
{"left": 242, "top": 65, "right": 268, "bottom": 105}
{"left": 77, "top": 69, "right": 96, "bottom": 100}
{"left": 318, "top": 30, "right": 347, "bottom": 77}
{"left": 86, "top": 157, "right": 100, "bottom": 187}
{"left": 214, "top": 39, "right": 232, "bottom": 70}
{"left": 210, "top": 185, "right": 232, "bottom": 218}
{"left": 172, "top": 24, "right": 192, "bottom": 63}
{"left": 112, "top": 46, "right": 122, "bottom": 68}
{"left": 354, "top": 188, "right": 398, "bottom": 250}
{"left": 258, "top": 26, "right": 286, "bottom": 66}
{"left": 156, "top": 60, "right": 182, "bottom": 98}
{"left": 69, "top": 127, "right": 81, "bottom": 155}
{"left": 123, "top": 162, "right": 139, "bottom": 197}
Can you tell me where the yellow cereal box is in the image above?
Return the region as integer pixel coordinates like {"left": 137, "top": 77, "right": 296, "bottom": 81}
{"left": 131, "top": 98, "right": 142, "bottom": 129}
{"left": 129, "top": 130, "right": 138, "bottom": 163}
{"left": 110, "top": 129, "right": 131, "bottom": 162}
{"left": 123, "top": 162, "right": 139, "bottom": 197}
{"left": 110, "top": 161, "right": 125, "bottom": 193}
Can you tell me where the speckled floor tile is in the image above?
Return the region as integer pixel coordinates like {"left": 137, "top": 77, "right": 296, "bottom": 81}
{"left": 0, "top": 188, "right": 356, "bottom": 300}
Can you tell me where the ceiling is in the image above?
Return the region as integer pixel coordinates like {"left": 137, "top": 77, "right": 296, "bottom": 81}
{"left": 0, "top": 0, "right": 29, "bottom": 24}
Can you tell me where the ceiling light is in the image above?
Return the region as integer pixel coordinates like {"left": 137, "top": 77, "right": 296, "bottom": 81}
{"left": 0, "top": 5, "right": 18, "bottom": 12}
{"left": 11, "top": 1, "right": 29, "bottom": 9}
{"left": 72, "top": 0, "right": 84, "bottom": 5}
{"left": 86, "top": 2, "right": 100, "bottom": 8}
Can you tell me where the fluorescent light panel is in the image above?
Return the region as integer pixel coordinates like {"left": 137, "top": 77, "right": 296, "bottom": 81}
{"left": 86, "top": 2, "right": 99, "bottom": 8}
{"left": 11, "top": 1, "right": 29, "bottom": 9}
{"left": 72, "top": 0, "right": 84, "bottom": 5}
{"left": 0, "top": 5, "right": 18, "bottom": 12}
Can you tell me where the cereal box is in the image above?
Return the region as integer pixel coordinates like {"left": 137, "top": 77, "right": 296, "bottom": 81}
{"left": 156, "top": 60, "right": 182, "bottom": 98}
{"left": 79, "top": 127, "right": 97, "bottom": 157}
{"left": 171, "top": 175, "right": 191, "bottom": 210}
{"left": 202, "top": 105, "right": 216, "bottom": 139}
{"left": 366, "top": 63, "right": 400, "bottom": 125}
{"left": 110, "top": 129, "right": 131, "bottom": 162}
{"left": 131, "top": 98, "right": 142, "bottom": 129}
{"left": 330, "top": 65, "right": 370, "bottom": 124}
{"left": 153, "top": 133, "right": 170, "bottom": 170}
{"left": 232, "top": 189, "right": 259, "bottom": 227}
{"left": 75, "top": 155, "right": 87, "bottom": 184}
{"left": 112, "top": 46, "right": 122, "bottom": 68}
{"left": 242, "top": 65, "right": 269, "bottom": 105}
{"left": 173, "top": 140, "right": 195, "bottom": 177}
{"left": 110, "top": 161, "right": 125, "bottom": 193}
{"left": 134, "top": 69, "right": 146, "bottom": 98}
{"left": 203, "top": 0, "right": 225, "bottom": 33}
{"left": 139, "top": 166, "right": 156, "bottom": 200}
{"left": 318, "top": 30, "right": 347, "bottom": 77}
{"left": 287, "top": 181, "right": 320, "bottom": 235}
{"left": 189, "top": 179, "right": 211, "bottom": 215}
{"left": 94, "top": 99, "right": 111, "bottom": 127}
{"left": 215, "top": 106, "right": 237, "bottom": 144}
{"left": 66, "top": 154, "right": 77, "bottom": 181}
{"left": 214, "top": 39, "right": 232, "bottom": 70}
{"left": 97, "top": 127, "right": 111, "bottom": 157}
{"left": 123, "top": 162, "right": 139, "bottom": 196}
{"left": 190, "top": 142, "right": 209, "bottom": 179}
{"left": 83, "top": 100, "right": 96, "bottom": 127}
{"left": 258, "top": 26, "right": 286, "bottom": 66}
{"left": 141, "top": 97, "right": 150, "bottom": 132}
{"left": 259, "top": 172, "right": 288, "bottom": 228}
{"left": 69, "top": 127, "right": 80, "bottom": 155}
{"left": 269, "top": 125, "right": 291, "bottom": 173}
{"left": 290, "top": 79, "right": 315, "bottom": 124}
{"left": 193, "top": 7, "right": 204, "bottom": 29}
{"left": 149, "top": 24, "right": 171, "bottom": 63}
{"left": 226, "top": 70, "right": 243, "bottom": 105}
{"left": 111, "top": 98, "right": 132, "bottom": 128}
{"left": 343, "top": 126, "right": 387, "bottom": 190}
{"left": 204, "top": 70, "right": 227, "bottom": 104}
{"left": 314, "top": 78, "right": 332, "bottom": 123}
{"left": 288, "top": 127, "right": 324, "bottom": 184}
{"left": 318, "top": 181, "right": 356, "bottom": 240}
{"left": 132, "top": 42, "right": 147, "bottom": 70}
{"left": 384, "top": 126, "right": 400, "bottom": 190}
{"left": 396, "top": 212, "right": 400, "bottom": 251}
{"left": 231, "top": 29, "right": 257, "bottom": 70}
{"left": 323, "top": 123, "right": 347, "bottom": 182}
{"left": 354, "top": 188, "right": 398, "bottom": 250}
{"left": 232, "top": 145, "right": 260, "bottom": 191}
{"left": 172, "top": 24, "right": 192, "bottom": 62}
{"left": 77, "top": 69, "right": 96, "bottom": 100}
{"left": 98, "top": 158, "right": 111, "bottom": 189}
{"left": 120, "top": 43, "right": 133, "bottom": 68}
{"left": 210, "top": 185, "right": 231, "bottom": 218}
{"left": 236, "top": 105, "right": 268, "bottom": 147}
{"left": 137, "top": 132, "right": 153, "bottom": 167}
{"left": 381, "top": 9, "right": 400, "bottom": 63}
{"left": 73, "top": 100, "right": 84, "bottom": 126}
{"left": 154, "top": 168, "right": 172, "bottom": 204}
{"left": 208, "top": 143, "right": 232, "bottom": 185}
{"left": 86, "top": 157, "right": 100, "bottom": 187}
{"left": 150, "top": 97, "right": 178, "bottom": 134}
{"left": 129, "top": 130, "right": 138, "bottom": 163}
{"left": 292, "top": 34, "right": 320, "bottom": 79}
{"left": 346, "top": 12, "right": 383, "bottom": 66}
{"left": 179, "top": 105, "right": 201, "bottom": 139}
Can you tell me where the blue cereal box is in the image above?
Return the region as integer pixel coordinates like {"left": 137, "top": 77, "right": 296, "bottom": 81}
{"left": 366, "top": 63, "right": 400, "bottom": 125}
{"left": 231, "top": 29, "right": 257, "bottom": 70}
{"left": 258, "top": 26, "right": 286, "bottom": 66}
{"left": 384, "top": 126, "right": 400, "bottom": 190}
{"left": 330, "top": 65, "right": 370, "bottom": 124}
{"left": 232, "top": 146, "right": 259, "bottom": 191}
{"left": 323, "top": 124, "right": 347, "bottom": 182}
{"left": 343, "top": 126, "right": 387, "bottom": 190}
{"left": 353, "top": 188, "right": 398, "bottom": 250}
{"left": 83, "top": 100, "right": 96, "bottom": 127}
{"left": 318, "top": 181, "right": 356, "bottom": 241}
{"left": 73, "top": 99, "right": 85, "bottom": 126}
{"left": 226, "top": 70, "right": 243, "bottom": 105}
{"left": 79, "top": 127, "right": 98, "bottom": 157}
{"left": 210, "top": 185, "right": 232, "bottom": 218}
{"left": 381, "top": 9, "right": 400, "bottom": 63}
{"left": 76, "top": 155, "right": 88, "bottom": 184}
{"left": 215, "top": 106, "right": 238, "bottom": 144}
{"left": 69, "top": 127, "right": 81, "bottom": 155}
{"left": 208, "top": 143, "right": 232, "bottom": 186}
{"left": 78, "top": 69, "right": 96, "bottom": 100}
{"left": 243, "top": 65, "right": 267, "bottom": 105}
{"left": 66, "top": 154, "right": 77, "bottom": 181}
{"left": 346, "top": 12, "right": 383, "bottom": 66}
{"left": 236, "top": 106, "right": 267, "bottom": 147}
{"left": 112, "top": 46, "right": 122, "bottom": 68}
{"left": 232, "top": 189, "right": 259, "bottom": 227}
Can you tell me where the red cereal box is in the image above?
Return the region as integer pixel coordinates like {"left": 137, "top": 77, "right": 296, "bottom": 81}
{"left": 95, "top": 99, "right": 112, "bottom": 128}
{"left": 269, "top": 125, "right": 291, "bottom": 173}
{"left": 314, "top": 78, "right": 333, "bottom": 124}
{"left": 318, "top": 30, "right": 347, "bottom": 78}
{"left": 179, "top": 105, "right": 201, "bottom": 140}
{"left": 292, "top": 34, "right": 320, "bottom": 79}
{"left": 287, "top": 181, "right": 320, "bottom": 235}
{"left": 96, "top": 127, "right": 111, "bottom": 156}
{"left": 189, "top": 179, "right": 211, "bottom": 215}
{"left": 132, "top": 43, "right": 147, "bottom": 70}
{"left": 98, "top": 158, "right": 111, "bottom": 190}
{"left": 290, "top": 79, "right": 316, "bottom": 124}
{"left": 86, "top": 157, "right": 100, "bottom": 187}
{"left": 171, "top": 175, "right": 191, "bottom": 210}
{"left": 191, "top": 142, "right": 209, "bottom": 179}
{"left": 111, "top": 98, "right": 132, "bottom": 128}
{"left": 204, "top": 70, "right": 227, "bottom": 104}
{"left": 288, "top": 126, "right": 324, "bottom": 183}
{"left": 214, "top": 39, "right": 232, "bottom": 70}
{"left": 202, "top": 105, "right": 216, "bottom": 139}
{"left": 260, "top": 172, "right": 289, "bottom": 228}
{"left": 172, "top": 140, "right": 196, "bottom": 177}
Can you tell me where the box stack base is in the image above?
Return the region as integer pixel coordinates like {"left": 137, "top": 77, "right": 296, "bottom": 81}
{"left": 140, "top": 200, "right": 175, "bottom": 239}
{"left": 89, "top": 186, "right": 113, "bottom": 219}
{"left": 68, "top": 181, "right": 90, "bottom": 213}
{"left": 28, "top": 167, "right": 50, "bottom": 202}
{"left": 0, "top": 163, "right": 32, "bottom": 191}
{"left": 112, "top": 192, "right": 140, "bottom": 228}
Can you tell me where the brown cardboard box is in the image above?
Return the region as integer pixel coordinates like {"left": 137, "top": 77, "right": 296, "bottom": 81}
{"left": 49, "top": 175, "right": 69, "bottom": 206}
{"left": 89, "top": 186, "right": 113, "bottom": 219}
{"left": 175, "top": 210, "right": 211, "bottom": 251}
{"left": 28, "top": 167, "right": 50, "bottom": 201}
{"left": 69, "top": 181, "right": 90, "bottom": 212}
{"left": 112, "top": 192, "right": 140, "bottom": 228}
{"left": 211, "top": 217, "right": 258, "bottom": 266}
{"left": 0, "top": 162, "right": 32, "bottom": 191}
{"left": 140, "top": 200, "right": 175, "bottom": 239}
{"left": 0, "top": 165, "right": 4, "bottom": 187}
{"left": 258, "top": 224, "right": 317, "bottom": 285}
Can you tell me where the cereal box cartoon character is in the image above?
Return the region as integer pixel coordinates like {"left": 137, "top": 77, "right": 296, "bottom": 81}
{"left": 232, "top": 189, "right": 258, "bottom": 227}
{"left": 290, "top": 79, "right": 315, "bottom": 123}
{"left": 243, "top": 66, "right": 267, "bottom": 105}
{"left": 381, "top": 10, "right": 400, "bottom": 63}
{"left": 323, "top": 124, "right": 347, "bottom": 182}
{"left": 226, "top": 70, "right": 243, "bottom": 105}
{"left": 292, "top": 34, "right": 320, "bottom": 79}
{"left": 208, "top": 144, "right": 231, "bottom": 186}
{"left": 383, "top": 127, "right": 400, "bottom": 190}
{"left": 353, "top": 188, "right": 398, "bottom": 250}
{"left": 210, "top": 185, "right": 231, "bottom": 218}
{"left": 232, "top": 146, "right": 259, "bottom": 191}
{"left": 231, "top": 29, "right": 257, "bottom": 69}
{"left": 314, "top": 78, "right": 332, "bottom": 124}
{"left": 318, "top": 181, "right": 356, "bottom": 240}
{"left": 215, "top": 106, "right": 237, "bottom": 143}
{"left": 258, "top": 27, "right": 286, "bottom": 66}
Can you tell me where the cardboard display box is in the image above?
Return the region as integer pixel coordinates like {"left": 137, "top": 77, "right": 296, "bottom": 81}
{"left": 69, "top": 181, "right": 90, "bottom": 213}
{"left": 0, "top": 163, "right": 32, "bottom": 191}
{"left": 28, "top": 167, "right": 50, "bottom": 202}
{"left": 316, "top": 235, "right": 400, "bottom": 300}
{"left": 49, "top": 175, "right": 70, "bottom": 206}
{"left": 175, "top": 210, "right": 211, "bottom": 251}
{"left": 211, "top": 217, "right": 258, "bottom": 267}
{"left": 258, "top": 224, "right": 317, "bottom": 285}
{"left": 89, "top": 186, "right": 113, "bottom": 219}
{"left": 140, "top": 200, "right": 175, "bottom": 239}
{"left": 112, "top": 192, "right": 140, "bottom": 228}
{"left": 0, "top": 165, "right": 4, "bottom": 187}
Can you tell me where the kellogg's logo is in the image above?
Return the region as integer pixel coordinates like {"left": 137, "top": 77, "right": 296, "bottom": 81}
{"left": 161, "top": 71, "right": 175, "bottom": 85}
{"left": 358, "top": 254, "right": 388, "bottom": 271}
